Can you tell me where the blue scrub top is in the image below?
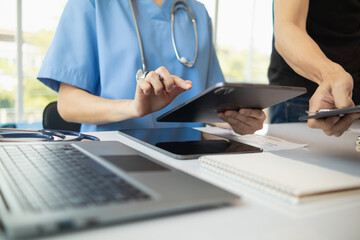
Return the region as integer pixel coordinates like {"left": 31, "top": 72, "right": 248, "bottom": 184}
{"left": 38, "top": 0, "right": 225, "bottom": 132}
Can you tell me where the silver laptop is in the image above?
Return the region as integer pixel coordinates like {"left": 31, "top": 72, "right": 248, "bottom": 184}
{"left": 0, "top": 141, "right": 238, "bottom": 239}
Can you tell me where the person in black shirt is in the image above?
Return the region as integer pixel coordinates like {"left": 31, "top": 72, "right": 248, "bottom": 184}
{"left": 268, "top": 0, "right": 360, "bottom": 136}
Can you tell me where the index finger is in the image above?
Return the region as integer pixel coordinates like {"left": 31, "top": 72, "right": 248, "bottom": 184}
{"left": 171, "top": 75, "right": 192, "bottom": 90}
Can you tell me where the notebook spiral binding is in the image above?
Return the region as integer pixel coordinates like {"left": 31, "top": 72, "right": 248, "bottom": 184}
{"left": 200, "top": 157, "right": 300, "bottom": 204}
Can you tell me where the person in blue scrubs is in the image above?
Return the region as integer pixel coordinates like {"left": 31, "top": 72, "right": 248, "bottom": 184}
{"left": 38, "top": 0, "right": 266, "bottom": 133}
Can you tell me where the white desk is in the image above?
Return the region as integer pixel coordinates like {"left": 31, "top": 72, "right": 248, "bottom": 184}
{"left": 5, "top": 122, "right": 360, "bottom": 240}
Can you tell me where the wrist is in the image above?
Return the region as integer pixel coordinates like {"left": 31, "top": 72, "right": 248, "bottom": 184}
{"left": 318, "top": 63, "right": 354, "bottom": 95}
{"left": 318, "top": 62, "right": 346, "bottom": 85}
{"left": 113, "top": 99, "right": 139, "bottom": 122}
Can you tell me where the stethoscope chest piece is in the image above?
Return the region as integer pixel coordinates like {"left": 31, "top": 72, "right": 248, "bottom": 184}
{"left": 136, "top": 69, "right": 146, "bottom": 81}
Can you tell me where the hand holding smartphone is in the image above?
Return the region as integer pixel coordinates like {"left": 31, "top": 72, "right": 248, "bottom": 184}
{"left": 299, "top": 105, "right": 360, "bottom": 121}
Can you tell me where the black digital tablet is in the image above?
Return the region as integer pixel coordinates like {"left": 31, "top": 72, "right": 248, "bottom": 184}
{"left": 157, "top": 82, "right": 306, "bottom": 123}
{"left": 298, "top": 105, "right": 360, "bottom": 121}
{"left": 118, "top": 127, "right": 262, "bottom": 160}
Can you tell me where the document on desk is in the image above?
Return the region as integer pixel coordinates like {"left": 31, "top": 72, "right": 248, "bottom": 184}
{"left": 194, "top": 127, "right": 307, "bottom": 152}
{"left": 200, "top": 152, "right": 360, "bottom": 204}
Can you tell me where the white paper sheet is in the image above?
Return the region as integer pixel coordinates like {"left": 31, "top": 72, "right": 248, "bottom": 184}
{"left": 194, "top": 127, "right": 307, "bottom": 152}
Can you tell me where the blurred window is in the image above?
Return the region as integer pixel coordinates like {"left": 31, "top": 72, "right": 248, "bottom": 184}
{"left": 0, "top": 0, "right": 65, "bottom": 126}
{"left": 200, "top": 0, "right": 273, "bottom": 84}
{"left": 0, "top": 0, "right": 17, "bottom": 123}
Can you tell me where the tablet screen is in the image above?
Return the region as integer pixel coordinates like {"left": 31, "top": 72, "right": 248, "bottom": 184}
{"left": 118, "top": 127, "right": 262, "bottom": 159}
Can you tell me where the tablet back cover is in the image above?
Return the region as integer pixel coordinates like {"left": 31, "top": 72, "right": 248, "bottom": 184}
{"left": 157, "top": 82, "right": 306, "bottom": 123}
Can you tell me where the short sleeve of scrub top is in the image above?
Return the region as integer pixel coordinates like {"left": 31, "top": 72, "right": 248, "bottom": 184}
{"left": 38, "top": 0, "right": 225, "bottom": 132}
{"left": 38, "top": 0, "right": 99, "bottom": 94}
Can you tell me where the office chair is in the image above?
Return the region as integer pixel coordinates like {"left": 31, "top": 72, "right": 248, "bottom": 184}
{"left": 42, "top": 101, "right": 81, "bottom": 132}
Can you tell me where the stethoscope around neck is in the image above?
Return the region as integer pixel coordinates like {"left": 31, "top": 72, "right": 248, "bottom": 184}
{"left": 129, "top": 0, "right": 199, "bottom": 81}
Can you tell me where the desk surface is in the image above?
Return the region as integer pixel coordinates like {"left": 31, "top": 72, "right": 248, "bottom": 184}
{"left": 3, "top": 122, "right": 360, "bottom": 240}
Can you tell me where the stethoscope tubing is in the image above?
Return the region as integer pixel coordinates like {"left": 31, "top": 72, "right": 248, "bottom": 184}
{"left": 0, "top": 132, "right": 54, "bottom": 141}
{"left": 129, "top": 0, "right": 198, "bottom": 81}
{"left": 52, "top": 130, "right": 100, "bottom": 142}
{"left": 0, "top": 128, "right": 99, "bottom": 142}
{"left": 171, "top": 0, "right": 198, "bottom": 67}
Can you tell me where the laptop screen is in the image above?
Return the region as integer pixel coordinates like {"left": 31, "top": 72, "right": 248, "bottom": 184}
{"left": 118, "top": 127, "right": 262, "bottom": 159}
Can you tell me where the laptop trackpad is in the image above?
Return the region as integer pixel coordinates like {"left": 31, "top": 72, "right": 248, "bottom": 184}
{"left": 101, "top": 155, "right": 169, "bottom": 172}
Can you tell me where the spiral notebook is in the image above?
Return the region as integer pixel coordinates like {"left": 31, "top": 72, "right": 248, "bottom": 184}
{"left": 200, "top": 153, "right": 360, "bottom": 204}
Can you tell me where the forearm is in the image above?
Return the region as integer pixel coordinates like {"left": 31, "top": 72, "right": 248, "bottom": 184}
{"left": 274, "top": 22, "right": 343, "bottom": 85}
{"left": 274, "top": 0, "right": 346, "bottom": 86}
{"left": 58, "top": 83, "right": 136, "bottom": 124}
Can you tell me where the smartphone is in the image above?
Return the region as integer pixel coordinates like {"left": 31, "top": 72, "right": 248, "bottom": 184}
{"left": 299, "top": 105, "right": 360, "bottom": 121}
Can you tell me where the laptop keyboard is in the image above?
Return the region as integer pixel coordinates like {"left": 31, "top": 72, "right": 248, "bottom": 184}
{"left": 0, "top": 144, "right": 150, "bottom": 212}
